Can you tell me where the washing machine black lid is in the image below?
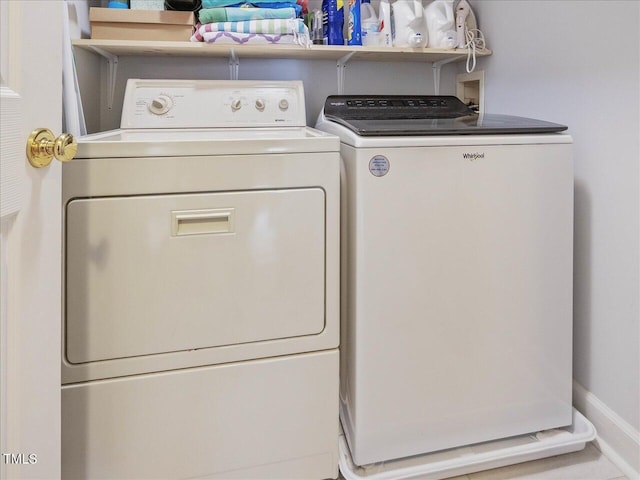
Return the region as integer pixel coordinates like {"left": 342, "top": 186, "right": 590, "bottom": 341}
{"left": 323, "top": 95, "right": 568, "bottom": 136}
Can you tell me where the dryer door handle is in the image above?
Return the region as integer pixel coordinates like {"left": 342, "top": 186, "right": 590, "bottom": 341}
{"left": 171, "top": 209, "right": 235, "bottom": 237}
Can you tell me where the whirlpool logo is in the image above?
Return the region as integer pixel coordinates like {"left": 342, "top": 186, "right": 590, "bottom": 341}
{"left": 463, "top": 152, "right": 485, "bottom": 161}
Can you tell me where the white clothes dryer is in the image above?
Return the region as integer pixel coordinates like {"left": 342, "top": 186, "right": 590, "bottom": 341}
{"left": 316, "top": 95, "right": 574, "bottom": 468}
{"left": 62, "top": 80, "right": 340, "bottom": 480}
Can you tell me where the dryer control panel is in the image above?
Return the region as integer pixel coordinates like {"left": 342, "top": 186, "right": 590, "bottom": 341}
{"left": 121, "top": 79, "right": 306, "bottom": 129}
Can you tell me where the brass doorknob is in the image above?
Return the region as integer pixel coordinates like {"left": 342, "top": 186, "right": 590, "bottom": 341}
{"left": 26, "top": 128, "right": 78, "bottom": 168}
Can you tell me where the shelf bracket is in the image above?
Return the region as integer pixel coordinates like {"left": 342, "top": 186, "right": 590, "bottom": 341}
{"left": 432, "top": 56, "right": 459, "bottom": 95}
{"left": 229, "top": 49, "right": 240, "bottom": 80}
{"left": 88, "top": 46, "right": 119, "bottom": 110}
{"left": 337, "top": 52, "right": 356, "bottom": 95}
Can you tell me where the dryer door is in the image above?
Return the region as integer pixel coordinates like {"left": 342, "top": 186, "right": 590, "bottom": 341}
{"left": 65, "top": 188, "right": 325, "bottom": 364}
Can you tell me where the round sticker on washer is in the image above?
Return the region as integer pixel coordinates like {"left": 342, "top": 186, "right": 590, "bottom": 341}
{"left": 369, "top": 155, "right": 390, "bottom": 177}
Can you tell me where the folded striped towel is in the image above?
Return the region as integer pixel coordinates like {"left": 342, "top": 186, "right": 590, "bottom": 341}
{"left": 198, "top": 31, "right": 300, "bottom": 44}
{"left": 191, "top": 19, "right": 310, "bottom": 45}
{"left": 199, "top": 6, "right": 297, "bottom": 23}
{"left": 200, "top": 18, "right": 306, "bottom": 34}
{"left": 202, "top": 0, "right": 297, "bottom": 7}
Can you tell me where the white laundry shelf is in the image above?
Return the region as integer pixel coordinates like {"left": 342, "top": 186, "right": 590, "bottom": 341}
{"left": 339, "top": 408, "right": 596, "bottom": 480}
{"left": 72, "top": 39, "right": 491, "bottom": 63}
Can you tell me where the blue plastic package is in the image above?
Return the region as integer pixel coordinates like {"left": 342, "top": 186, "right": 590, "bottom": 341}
{"left": 347, "top": 0, "right": 362, "bottom": 45}
{"left": 108, "top": 0, "right": 129, "bottom": 8}
{"left": 322, "top": 0, "right": 344, "bottom": 45}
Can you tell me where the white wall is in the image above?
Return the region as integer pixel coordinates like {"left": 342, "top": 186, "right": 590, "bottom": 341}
{"left": 470, "top": 0, "right": 639, "bottom": 444}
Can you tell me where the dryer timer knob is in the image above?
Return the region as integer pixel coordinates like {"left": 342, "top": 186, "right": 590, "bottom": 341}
{"left": 149, "top": 95, "right": 173, "bottom": 115}
{"left": 278, "top": 99, "right": 289, "bottom": 111}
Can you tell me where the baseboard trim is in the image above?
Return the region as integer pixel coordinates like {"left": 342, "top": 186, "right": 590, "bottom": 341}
{"left": 573, "top": 380, "right": 640, "bottom": 479}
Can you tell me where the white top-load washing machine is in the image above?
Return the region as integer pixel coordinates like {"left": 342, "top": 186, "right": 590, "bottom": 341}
{"left": 315, "top": 96, "right": 574, "bottom": 467}
{"left": 62, "top": 80, "right": 340, "bottom": 480}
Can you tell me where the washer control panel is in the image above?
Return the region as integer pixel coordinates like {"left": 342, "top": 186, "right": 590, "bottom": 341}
{"left": 122, "top": 79, "right": 306, "bottom": 129}
{"left": 324, "top": 95, "right": 474, "bottom": 120}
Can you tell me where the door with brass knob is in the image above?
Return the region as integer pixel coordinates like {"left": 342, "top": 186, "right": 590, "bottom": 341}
{"left": 1, "top": 2, "right": 64, "bottom": 477}
{"left": 26, "top": 128, "right": 78, "bottom": 168}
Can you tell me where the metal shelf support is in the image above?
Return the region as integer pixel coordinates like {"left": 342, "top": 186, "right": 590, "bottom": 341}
{"left": 337, "top": 52, "right": 357, "bottom": 94}
{"left": 229, "top": 49, "right": 240, "bottom": 80}
{"left": 88, "top": 46, "right": 119, "bottom": 110}
{"left": 432, "top": 56, "right": 459, "bottom": 95}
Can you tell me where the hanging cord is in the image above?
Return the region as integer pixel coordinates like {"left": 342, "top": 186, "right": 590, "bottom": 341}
{"left": 462, "top": 27, "right": 486, "bottom": 73}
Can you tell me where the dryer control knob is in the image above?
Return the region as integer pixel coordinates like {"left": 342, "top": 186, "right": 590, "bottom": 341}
{"left": 255, "top": 99, "right": 266, "bottom": 112}
{"left": 278, "top": 99, "right": 289, "bottom": 111}
{"left": 149, "top": 95, "right": 173, "bottom": 115}
{"left": 231, "top": 99, "right": 242, "bottom": 112}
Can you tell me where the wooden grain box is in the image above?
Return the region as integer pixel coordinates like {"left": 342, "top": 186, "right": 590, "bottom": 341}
{"left": 90, "top": 8, "right": 195, "bottom": 41}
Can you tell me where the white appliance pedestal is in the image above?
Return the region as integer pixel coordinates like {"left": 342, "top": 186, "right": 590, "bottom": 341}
{"left": 338, "top": 409, "right": 596, "bottom": 480}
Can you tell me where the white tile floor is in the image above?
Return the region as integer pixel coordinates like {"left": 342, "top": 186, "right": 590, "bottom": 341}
{"left": 339, "top": 443, "right": 629, "bottom": 480}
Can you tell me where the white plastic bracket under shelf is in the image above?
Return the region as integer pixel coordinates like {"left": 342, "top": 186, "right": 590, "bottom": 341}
{"left": 432, "top": 56, "right": 459, "bottom": 95}
{"left": 229, "top": 49, "right": 240, "bottom": 80}
{"left": 337, "top": 52, "right": 357, "bottom": 95}
{"left": 87, "top": 46, "right": 119, "bottom": 110}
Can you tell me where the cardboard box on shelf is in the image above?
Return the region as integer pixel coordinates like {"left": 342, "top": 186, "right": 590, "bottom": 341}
{"left": 90, "top": 8, "right": 195, "bottom": 41}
